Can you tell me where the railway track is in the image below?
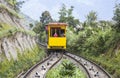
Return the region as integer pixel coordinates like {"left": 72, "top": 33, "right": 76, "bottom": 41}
{"left": 21, "top": 52, "right": 63, "bottom": 78}
{"left": 65, "top": 52, "right": 112, "bottom": 78}
{"left": 38, "top": 42, "right": 112, "bottom": 78}
{"left": 64, "top": 53, "right": 91, "bottom": 78}
{"left": 21, "top": 42, "right": 111, "bottom": 78}
{"left": 20, "top": 52, "right": 112, "bottom": 78}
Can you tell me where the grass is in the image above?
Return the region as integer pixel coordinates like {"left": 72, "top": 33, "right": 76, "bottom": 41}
{"left": 0, "top": 45, "right": 46, "bottom": 78}
{"left": 0, "top": 23, "right": 17, "bottom": 38}
{"left": 0, "top": 3, "right": 35, "bottom": 37}
{"left": 0, "top": 3, "right": 23, "bottom": 18}
{"left": 73, "top": 51, "right": 120, "bottom": 78}
{"left": 88, "top": 53, "right": 120, "bottom": 78}
{"left": 66, "top": 26, "right": 120, "bottom": 78}
{"left": 18, "top": 28, "right": 36, "bottom": 36}
{"left": 6, "top": 0, "right": 17, "bottom": 6}
{"left": 46, "top": 59, "right": 87, "bottom": 78}
{"left": 0, "top": 23, "right": 36, "bottom": 38}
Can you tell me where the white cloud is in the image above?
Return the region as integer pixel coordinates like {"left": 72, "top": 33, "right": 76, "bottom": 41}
{"left": 76, "top": 0, "right": 94, "bottom": 6}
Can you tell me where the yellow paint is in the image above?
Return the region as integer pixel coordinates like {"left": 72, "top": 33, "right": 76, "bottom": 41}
{"left": 48, "top": 37, "right": 66, "bottom": 49}
{"left": 47, "top": 23, "right": 67, "bottom": 49}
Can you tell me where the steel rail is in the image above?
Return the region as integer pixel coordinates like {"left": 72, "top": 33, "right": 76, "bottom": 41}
{"left": 64, "top": 53, "right": 91, "bottom": 78}
{"left": 66, "top": 52, "right": 112, "bottom": 78}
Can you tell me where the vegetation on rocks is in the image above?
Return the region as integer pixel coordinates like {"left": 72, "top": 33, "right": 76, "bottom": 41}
{"left": 6, "top": 0, "right": 25, "bottom": 12}
{"left": 0, "top": 3, "right": 23, "bottom": 18}
{"left": 0, "top": 23, "right": 36, "bottom": 38}
{"left": 0, "top": 45, "right": 46, "bottom": 78}
{"left": 0, "top": 1, "right": 40, "bottom": 78}
{"left": 0, "top": 23, "right": 17, "bottom": 38}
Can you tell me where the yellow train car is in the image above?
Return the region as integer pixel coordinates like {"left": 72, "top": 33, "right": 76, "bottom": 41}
{"left": 46, "top": 23, "right": 67, "bottom": 51}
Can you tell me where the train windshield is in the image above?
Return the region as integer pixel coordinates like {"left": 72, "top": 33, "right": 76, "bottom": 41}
{"left": 50, "top": 27, "right": 65, "bottom": 37}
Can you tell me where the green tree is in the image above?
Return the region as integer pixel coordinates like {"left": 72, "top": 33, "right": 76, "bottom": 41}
{"left": 58, "top": 4, "right": 67, "bottom": 22}
{"left": 83, "top": 11, "right": 98, "bottom": 36}
{"left": 15, "top": 0, "right": 25, "bottom": 12}
{"left": 58, "top": 4, "right": 80, "bottom": 28}
{"left": 29, "top": 23, "right": 33, "bottom": 28}
{"left": 99, "top": 20, "right": 112, "bottom": 31}
{"left": 40, "top": 11, "right": 53, "bottom": 28}
{"left": 8, "top": 0, "right": 25, "bottom": 12}
{"left": 67, "top": 6, "right": 80, "bottom": 28}
{"left": 39, "top": 11, "right": 53, "bottom": 34}
{"left": 86, "top": 11, "right": 97, "bottom": 27}
{"left": 113, "top": 3, "right": 120, "bottom": 32}
{"left": 33, "top": 11, "right": 52, "bottom": 42}
{"left": 33, "top": 21, "right": 42, "bottom": 34}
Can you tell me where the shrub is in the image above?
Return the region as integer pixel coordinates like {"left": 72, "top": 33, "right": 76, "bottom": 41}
{"left": 46, "top": 59, "right": 86, "bottom": 78}
{"left": 0, "top": 45, "right": 46, "bottom": 78}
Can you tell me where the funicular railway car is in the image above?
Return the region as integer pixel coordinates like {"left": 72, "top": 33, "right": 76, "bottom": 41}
{"left": 46, "top": 23, "right": 67, "bottom": 52}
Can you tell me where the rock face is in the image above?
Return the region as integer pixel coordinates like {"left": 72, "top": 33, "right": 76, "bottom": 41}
{"left": 0, "top": 0, "right": 34, "bottom": 29}
{"left": 0, "top": 0, "right": 37, "bottom": 61}
{"left": 0, "top": 32, "right": 37, "bottom": 61}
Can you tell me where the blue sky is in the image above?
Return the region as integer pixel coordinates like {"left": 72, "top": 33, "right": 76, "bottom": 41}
{"left": 19, "top": 0, "right": 120, "bottom": 22}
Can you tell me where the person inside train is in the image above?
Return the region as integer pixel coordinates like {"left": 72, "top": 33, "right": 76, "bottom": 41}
{"left": 60, "top": 29, "right": 65, "bottom": 37}
{"left": 54, "top": 32, "right": 58, "bottom": 37}
{"left": 53, "top": 29, "right": 58, "bottom": 37}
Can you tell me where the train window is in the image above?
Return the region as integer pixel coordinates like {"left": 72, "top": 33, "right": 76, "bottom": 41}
{"left": 60, "top": 29, "right": 65, "bottom": 37}
{"left": 50, "top": 28, "right": 60, "bottom": 37}
{"left": 50, "top": 27, "right": 65, "bottom": 37}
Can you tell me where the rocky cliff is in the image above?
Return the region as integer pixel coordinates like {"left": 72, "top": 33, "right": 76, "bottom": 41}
{"left": 0, "top": 32, "right": 37, "bottom": 61}
{"left": 0, "top": 0, "right": 37, "bottom": 61}
{"left": 0, "top": 0, "right": 24, "bottom": 28}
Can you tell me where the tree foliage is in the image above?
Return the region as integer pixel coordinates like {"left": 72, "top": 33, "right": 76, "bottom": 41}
{"left": 66, "top": 5, "right": 120, "bottom": 77}
{"left": 7, "top": 0, "right": 25, "bottom": 12}
{"left": 0, "top": 46, "right": 45, "bottom": 78}
{"left": 40, "top": 11, "right": 53, "bottom": 26}
{"left": 113, "top": 3, "right": 120, "bottom": 32}
{"left": 34, "top": 11, "right": 52, "bottom": 33}
{"left": 85, "top": 10, "right": 97, "bottom": 27}
{"left": 33, "top": 11, "right": 53, "bottom": 42}
{"left": 58, "top": 4, "right": 80, "bottom": 27}
{"left": 58, "top": 4, "right": 67, "bottom": 22}
{"left": 15, "top": 0, "right": 25, "bottom": 12}
{"left": 33, "top": 21, "right": 42, "bottom": 34}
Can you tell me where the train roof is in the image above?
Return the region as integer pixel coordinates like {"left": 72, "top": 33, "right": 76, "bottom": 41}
{"left": 47, "top": 23, "right": 67, "bottom": 26}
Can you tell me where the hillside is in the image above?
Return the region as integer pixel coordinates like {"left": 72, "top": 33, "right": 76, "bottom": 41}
{"left": 20, "top": 12, "right": 35, "bottom": 30}
{"left": 0, "top": 0, "right": 36, "bottom": 61}
{"left": 0, "top": 0, "right": 46, "bottom": 78}
{"left": 66, "top": 22, "right": 120, "bottom": 78}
